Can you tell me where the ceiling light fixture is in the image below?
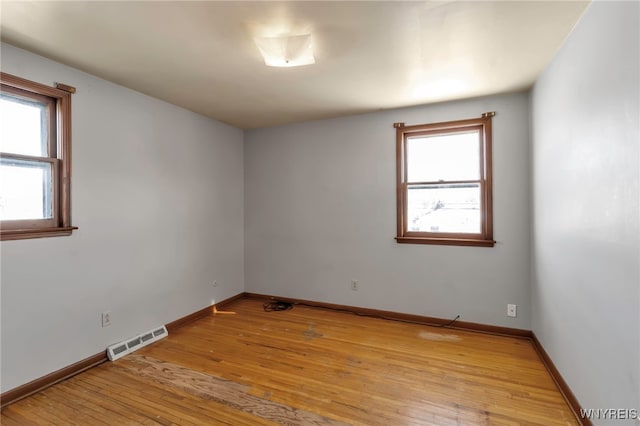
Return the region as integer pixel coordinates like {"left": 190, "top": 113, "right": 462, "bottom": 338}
{"left": 253, "top": 34, "right": 315, "bottom": 68}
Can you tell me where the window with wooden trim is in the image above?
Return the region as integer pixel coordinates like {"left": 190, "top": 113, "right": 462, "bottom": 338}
{"left": 395, "top": 113, "right": 495, "bottom": 247}
{"left": 0, "top": 72, "right": 76, "bottom": 241}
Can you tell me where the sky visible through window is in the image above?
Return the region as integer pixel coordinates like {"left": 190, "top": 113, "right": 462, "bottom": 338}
{"left": 0, "top": 96, "right": 51, "bottom": 220}
{"left": 406, "top": 131, "right": 481, "bottom": 233}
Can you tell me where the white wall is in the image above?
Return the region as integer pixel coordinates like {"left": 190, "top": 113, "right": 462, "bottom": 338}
{"left": 531, "top": 1, "right": 639, "bottom": 421}
{"left": 0, "top": 44, "right": 244, "bottom": 392}
{"left": 245, "top": 93, "right": 531, "bottom": 328}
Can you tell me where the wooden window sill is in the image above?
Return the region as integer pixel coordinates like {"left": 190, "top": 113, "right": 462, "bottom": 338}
{"left": 1, "top": 227, "right": 78, "bottom": 241}
{"left": 395, "top": 236, "right": 495, "bottom": 247}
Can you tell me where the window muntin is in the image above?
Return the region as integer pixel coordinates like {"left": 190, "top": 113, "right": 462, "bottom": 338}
{"left": 0, "top": 72, "right": 75, "bottom": 240}
{"left": 395, "top": 113, "right": 494, "bottom": 247}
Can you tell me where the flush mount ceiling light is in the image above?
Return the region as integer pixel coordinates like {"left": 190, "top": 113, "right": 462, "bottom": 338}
{"left": 253, "top": 34, "right": 315, "bottom": 67}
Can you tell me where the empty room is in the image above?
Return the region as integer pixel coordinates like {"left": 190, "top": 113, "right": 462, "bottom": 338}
{"left": 0, "top": 1, "right": 638, "bottom": 425}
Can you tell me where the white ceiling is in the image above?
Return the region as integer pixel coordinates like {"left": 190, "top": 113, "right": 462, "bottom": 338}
{"left": 0, "top": 1, "right": 589, "bottom": 129}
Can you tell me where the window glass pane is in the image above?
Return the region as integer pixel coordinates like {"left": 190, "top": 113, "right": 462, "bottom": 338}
{"left": 407, "top": 183, "right": 480, "bottom": 234}
{"left": 0, "top": 94, "right": 47, "bottom": 157}
{"left": 0, "top": 158, "right": 53, "bottom": 220}
{"left": 407, "top": 131, "right": 479, "bottom": 182}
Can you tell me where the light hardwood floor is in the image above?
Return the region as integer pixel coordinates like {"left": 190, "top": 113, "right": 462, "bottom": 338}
{"left": 1, "top": 298, "right": 578, "bottom": 425}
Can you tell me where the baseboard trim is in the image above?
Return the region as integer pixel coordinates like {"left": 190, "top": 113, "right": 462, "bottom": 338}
{"left": 531, "top": 333, "right": 592, "bottom": 426}
{"left": 166, "top": 292, "right": 246, "bottom": 333}
{"left": 0, "top": 351, "right": 107, "bottom": 410}
{"left": 0, "top": 291, "right": 245, "bottom": 410}
{"left": 245, "top": 292, "right": 533, "bottom": 339}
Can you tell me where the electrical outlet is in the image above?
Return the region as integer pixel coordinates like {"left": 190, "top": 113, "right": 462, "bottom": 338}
{"left": 102, "top": 311, "right": 112, "bottom": 327}
{"left": 351, "top": 280, "right": 359, "bottom": 291}
{"left": 212, "top": 280, "right": 218, "bottom": 288}
{"left": 507, "top": 304, "right": 517, "bottom": 318}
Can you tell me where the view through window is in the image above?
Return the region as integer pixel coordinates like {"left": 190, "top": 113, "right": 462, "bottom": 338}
{"left": 0, "top": 93, "right": 55, "bottom": 221}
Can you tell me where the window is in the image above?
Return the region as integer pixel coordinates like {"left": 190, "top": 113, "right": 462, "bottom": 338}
{"left": 395, "top": 112, "right": 495, "bottom": 247}
{"left": 1, "top": 72, "right": 76, "bottom": 240}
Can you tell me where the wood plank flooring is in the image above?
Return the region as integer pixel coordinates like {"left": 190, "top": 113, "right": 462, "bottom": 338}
{"left": 1, "top": 298, "right": 578, "bottom": 425}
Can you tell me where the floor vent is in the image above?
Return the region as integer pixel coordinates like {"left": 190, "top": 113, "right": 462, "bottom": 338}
{"left": 106, "top": 325, "right": 168, "bottom": 361}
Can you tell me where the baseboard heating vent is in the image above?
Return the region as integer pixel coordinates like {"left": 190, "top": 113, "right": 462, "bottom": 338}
{"left": 106, "top": 325, "right": 168, "bottom": 361}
